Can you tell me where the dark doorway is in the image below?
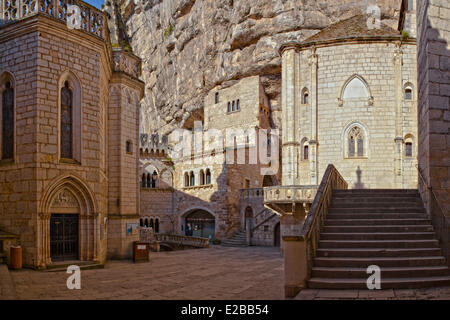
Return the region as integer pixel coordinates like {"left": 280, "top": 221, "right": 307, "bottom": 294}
{"left": 274, "top": 222, "right": 280, "bottom": 247}
{"left": 50, "top": 214, "right": 79, "bottom": 261}
{"left": 185, "top": 210, "right": 215, "bottom": 241}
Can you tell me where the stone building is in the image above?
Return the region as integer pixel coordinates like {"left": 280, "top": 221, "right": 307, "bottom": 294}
{"left": 139, "top": 76, "right": 281, "bottom": 243}
{"left": 0, "top": 0, "right": 144, "bottom": 268}
{"left": 279, "top": 13, "right": 418, "bottom": 190}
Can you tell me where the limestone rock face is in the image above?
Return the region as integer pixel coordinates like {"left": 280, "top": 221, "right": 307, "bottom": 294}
{"left": 120, "top": 0, "right": 402, "bottom": 135}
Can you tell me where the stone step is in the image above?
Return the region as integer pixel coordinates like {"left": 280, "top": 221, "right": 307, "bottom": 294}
{"left": 327, "top": 213, "right": 427, "bottom": 219}
{"left": 221, "top": 243, "right": 248, "bottom": 247}
{"left": 333, "top": 189, "right": 419, "bottom": 194}
{"left": 320, "top": 232, "right": 436, "bottom": 241}
{"left": 311, "top": 266, "right": 450, "bottom": 279}
{"left": 316, "top": 247, "right": 442, "bottom": 258}
{"left": 322, "top": 225, "right": 434, "bottom": 233}
{"left": 332, "top": 197, "right": 423, "bottom": 203}
{"left": 308, "top": 276, "right": 450, "bottom": 289}
{"left": 330, "top": 202, "right": 423, "bottom": 208}
{"left": 319, "top": 239, "right": 440, "bottom": 249}
{"left": 328, "top": 207, "right": 426, "bottom": 214}
{"left": 332, "top": 193, "right": 420, "bottom": 198}
{"left": 324, "top": 219, "right": 432, "bottom": 226}
{"left": 44, "top": 263, "right": 104, "bottom": 272}
{"left": 313, "top": 256, "right": 446, "bottom": 268}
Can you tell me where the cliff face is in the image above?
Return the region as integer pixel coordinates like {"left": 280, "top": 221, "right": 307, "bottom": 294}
{"left": 120, "top": 0, "right": 402, "bottom": 135}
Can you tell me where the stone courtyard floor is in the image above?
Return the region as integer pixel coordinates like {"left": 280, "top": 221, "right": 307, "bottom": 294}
{"left": 1, "top": 245, "right": 450, "bottom": 300}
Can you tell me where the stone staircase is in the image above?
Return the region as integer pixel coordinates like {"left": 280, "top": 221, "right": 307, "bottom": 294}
{"left": 221, "top": 231, "right": 248, "bottom": 247}
{"left": 308, "top": 189, "right": 450, "bottom": 289}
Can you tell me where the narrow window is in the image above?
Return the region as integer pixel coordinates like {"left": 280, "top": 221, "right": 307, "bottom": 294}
{"left": 141, "top": 173, "right": 146, "bottom": 188}
{"left": 2, "top": 81, "right": 14, "bottom": 160}
{"left": 215, "top": 92, "right": 219, "bottom": 104}
{"left": 190, "top": 171, "right": 195, "bottom": 186}
{"left": 405, "top": 142, "right": 413, "bottom": 157}
{"left": 147, "top": 173, "right": 151, "bottom": 188}
{"left": 227, "top": 102, "right": 231, "bottom": 113}
{"left": 149, "top": 218, "right": 154, "bottom": 230}
{"left": 140, "top": 219, "right": 144, "bottom": 227}
{"left": 151, "top": 170, "right": 158, "bottom": 188}
{"left": 304, "top": 145, "right": 309, "bottom": 160}
{"left": 244, "top": 179, "right": 250, "bottom": 189}
{"left": 357, "top": 136, "right": 364, "bottom": 157}
{"left": 348, "top": 136, "right": 355, "bottom": 158}
{"left": 184, "top": 172, "right": 189, "bottom": 187}
{"left": 348, "top": 126, "right": 365, "bottom": 158}
{"left": 206, "top": 169, "right": 211, "bottom": 185}
{"left": 200, "top": 170, "right": 205, "bottom": 185}
{"left": 155, "top": 218, "right": 160, "bottom": 233}
{"left": 405, "top": 88, "right": 413, "bottom": 100}
{"left": 126, "top": 140, "right": 132, "bottom": 153}
{"left": 232, "top": 101, "right": 236, "bottom": 112}
{"left": 302, "top": 88, "right": 309, "bottom": 104}
{"left": 144, "top": 218, "right": 148, "bottom": 228}
{"left": 236, "top": 99, "right": 240, "bottom": 111}
{"left": 60, "top": 81, "right": 73, "bottom": 159}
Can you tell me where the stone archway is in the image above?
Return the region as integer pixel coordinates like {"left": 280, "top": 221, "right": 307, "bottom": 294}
{"left": 37, "top": 175, "right": 98, "bottom": 268}
{"left": 183, "top": 209, "right": 216, "bottom": 241}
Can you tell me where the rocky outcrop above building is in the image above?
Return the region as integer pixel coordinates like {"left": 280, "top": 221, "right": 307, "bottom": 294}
{"left": 117, "top": 0, "right": 402, "bottom": 135}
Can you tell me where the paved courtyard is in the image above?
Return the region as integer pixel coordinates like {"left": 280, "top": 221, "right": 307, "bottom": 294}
{"left": 2, "top": 246, "right": 284, "bottom": 300}
{"left": 1, "top": 245, "right": 450, "bottom": 300}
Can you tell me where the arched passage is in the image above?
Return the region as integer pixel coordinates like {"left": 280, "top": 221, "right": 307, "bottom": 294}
{"left": 184, "top": 209, "right": 216, "bottom": 241}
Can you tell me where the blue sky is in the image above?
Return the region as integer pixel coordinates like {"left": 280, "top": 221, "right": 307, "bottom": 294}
{"left": 85, "top": 0, "right": 104, "bottom": 9}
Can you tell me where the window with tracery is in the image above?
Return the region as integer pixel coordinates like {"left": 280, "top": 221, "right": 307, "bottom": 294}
{"left": 348, "top": 126, "right": 365, "bottom": 158}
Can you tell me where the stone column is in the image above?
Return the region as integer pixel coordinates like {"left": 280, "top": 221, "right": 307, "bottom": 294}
{"left": 394, "top": 44, "right": 404, "bottom": 188}
{"left": 281, "top": 45, "right": 300, "bottom": 186}
{"left": 309, "top": 51, "right": 319, "bottom": 185}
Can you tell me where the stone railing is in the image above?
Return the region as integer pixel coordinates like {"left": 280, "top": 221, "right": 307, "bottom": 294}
{"left": 0, "top": 0, "right": 107, "bottom": 39}
{"left": 154, "top": 233, "right": 210, "bottom": 248}
{"left": 264, "top": 185, "right": 318, "bottom": 205}
{"left": 240, "top": 188, "right": 264, "bottom": 199}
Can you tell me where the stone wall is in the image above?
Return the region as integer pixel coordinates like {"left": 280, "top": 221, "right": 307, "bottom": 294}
{"left": 417, "top": 0, "right": 450, "bottom": 215}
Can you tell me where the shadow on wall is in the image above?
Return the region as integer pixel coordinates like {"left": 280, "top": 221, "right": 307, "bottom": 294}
{"left": 353, "top": 166, "right": 365, "bottom": 189}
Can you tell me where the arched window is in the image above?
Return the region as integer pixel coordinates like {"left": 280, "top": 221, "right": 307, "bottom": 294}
{"left": 141, "top": 173, "right": 146, "bottom": 188}
{"left": 60, "top": 81, "right": 73, "bottom": 159}
{"left": 347, "top": 126, "right": 365, "bottom": 158}
{"left": 199, "top": 169, "right": 205, "bottom": 185}
{"left": 151, "top": 170, "right": 158, "bottom": 188}
{"left": 215, "top": 92, "right": 219, "bottom": 104}
{"left": 304, "top": 145, "right": 309, "bottom": 160}
{"left": 149, "top": 218, "right": 154, "bottom": 230}
{"left": 144, "top": 218, "right": 149, "bottom": 228}
{"left": 155, "top": 218, "right": 160, "bottom": 233}
{"left": 404, "top": 134, "right": 414, "bottom": 157}
{"left": 205, "top": 169, "right": 211, "bottom": 185}
{"left": 146, "top": 173, "right": 151, "bottom": 188}
{"left": 301, "top": 88, "right": 309, "bottom": 104}
{"left": 184, "top": 172, "right": 190, "bottom": 187}
{"left": 1, "top": 75, "right": 14, "bottom": 161}
{"left": 189, "top": 171, "right": 195, "bottom": 186}
{"left": 404, "top": 83, "right": 414, "bottom": 100}
{"left": 232, "top": 101, "right": 236, "bottom": 112}
{"left": 227, "top": 102, "right": 231, "bottom": 113}
{"left": 59, "top": 71, "right": 81, "bottom": 162}
{"left": 140, "top": 218, "right": 144, "bottom": 227}
{"left": 236, "top": 99, "right": 240, "bottom": 110}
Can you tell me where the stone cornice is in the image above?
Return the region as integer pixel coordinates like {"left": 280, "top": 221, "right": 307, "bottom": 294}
{"left": 278, "top": 36, "right": 416, "bottom": 56}
{"left": 110, "top": 71, "right": 145, "bottom": 99}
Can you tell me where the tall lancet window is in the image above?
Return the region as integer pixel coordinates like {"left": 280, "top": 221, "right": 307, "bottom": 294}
{"left": 60, "top": 81, "right": 73, "bottom": 159}
{"left": 2, "top": 81, "right": 14, "bottom": 160}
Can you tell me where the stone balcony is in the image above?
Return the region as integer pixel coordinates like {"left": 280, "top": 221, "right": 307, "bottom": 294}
{"left": 264, "top": 185, "right": 318, "bottom": 217}
{"left": 0, "top": 0, "right": 107, "bottom": 39}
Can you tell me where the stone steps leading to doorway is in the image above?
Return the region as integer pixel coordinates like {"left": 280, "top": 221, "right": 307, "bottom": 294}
{"left": 221, "top": 231, "right": 248, "bottom": 247}
{"left": 307, "top": 189, "right": 450, "bottom": 290}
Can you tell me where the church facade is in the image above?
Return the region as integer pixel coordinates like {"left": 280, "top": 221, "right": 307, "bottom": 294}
{"left": 0, "top": 0, "right": 144, "bottom": 268}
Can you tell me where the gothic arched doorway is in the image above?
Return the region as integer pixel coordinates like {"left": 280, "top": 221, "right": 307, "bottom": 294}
{"left": 244, "top": 206, "right": 253, "bottom": 230}
{"left": 185, "top": 210, "right": 215, "bottom": 241}
{"left": 274, "top": 222, "right": 280, "bottom": 247}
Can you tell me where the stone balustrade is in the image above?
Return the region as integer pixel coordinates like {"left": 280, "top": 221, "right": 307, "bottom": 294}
{"left": 264, "top": 185, "right": 317, "bottom": 205}
{"left": 154, "top": 233, "right": 210, "bottom": 248}
{"left": 240, "top": 188, "right": 264, "bottom": 200}
{"left": 0, "top": 0, "right": 107, "bottom": 39}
